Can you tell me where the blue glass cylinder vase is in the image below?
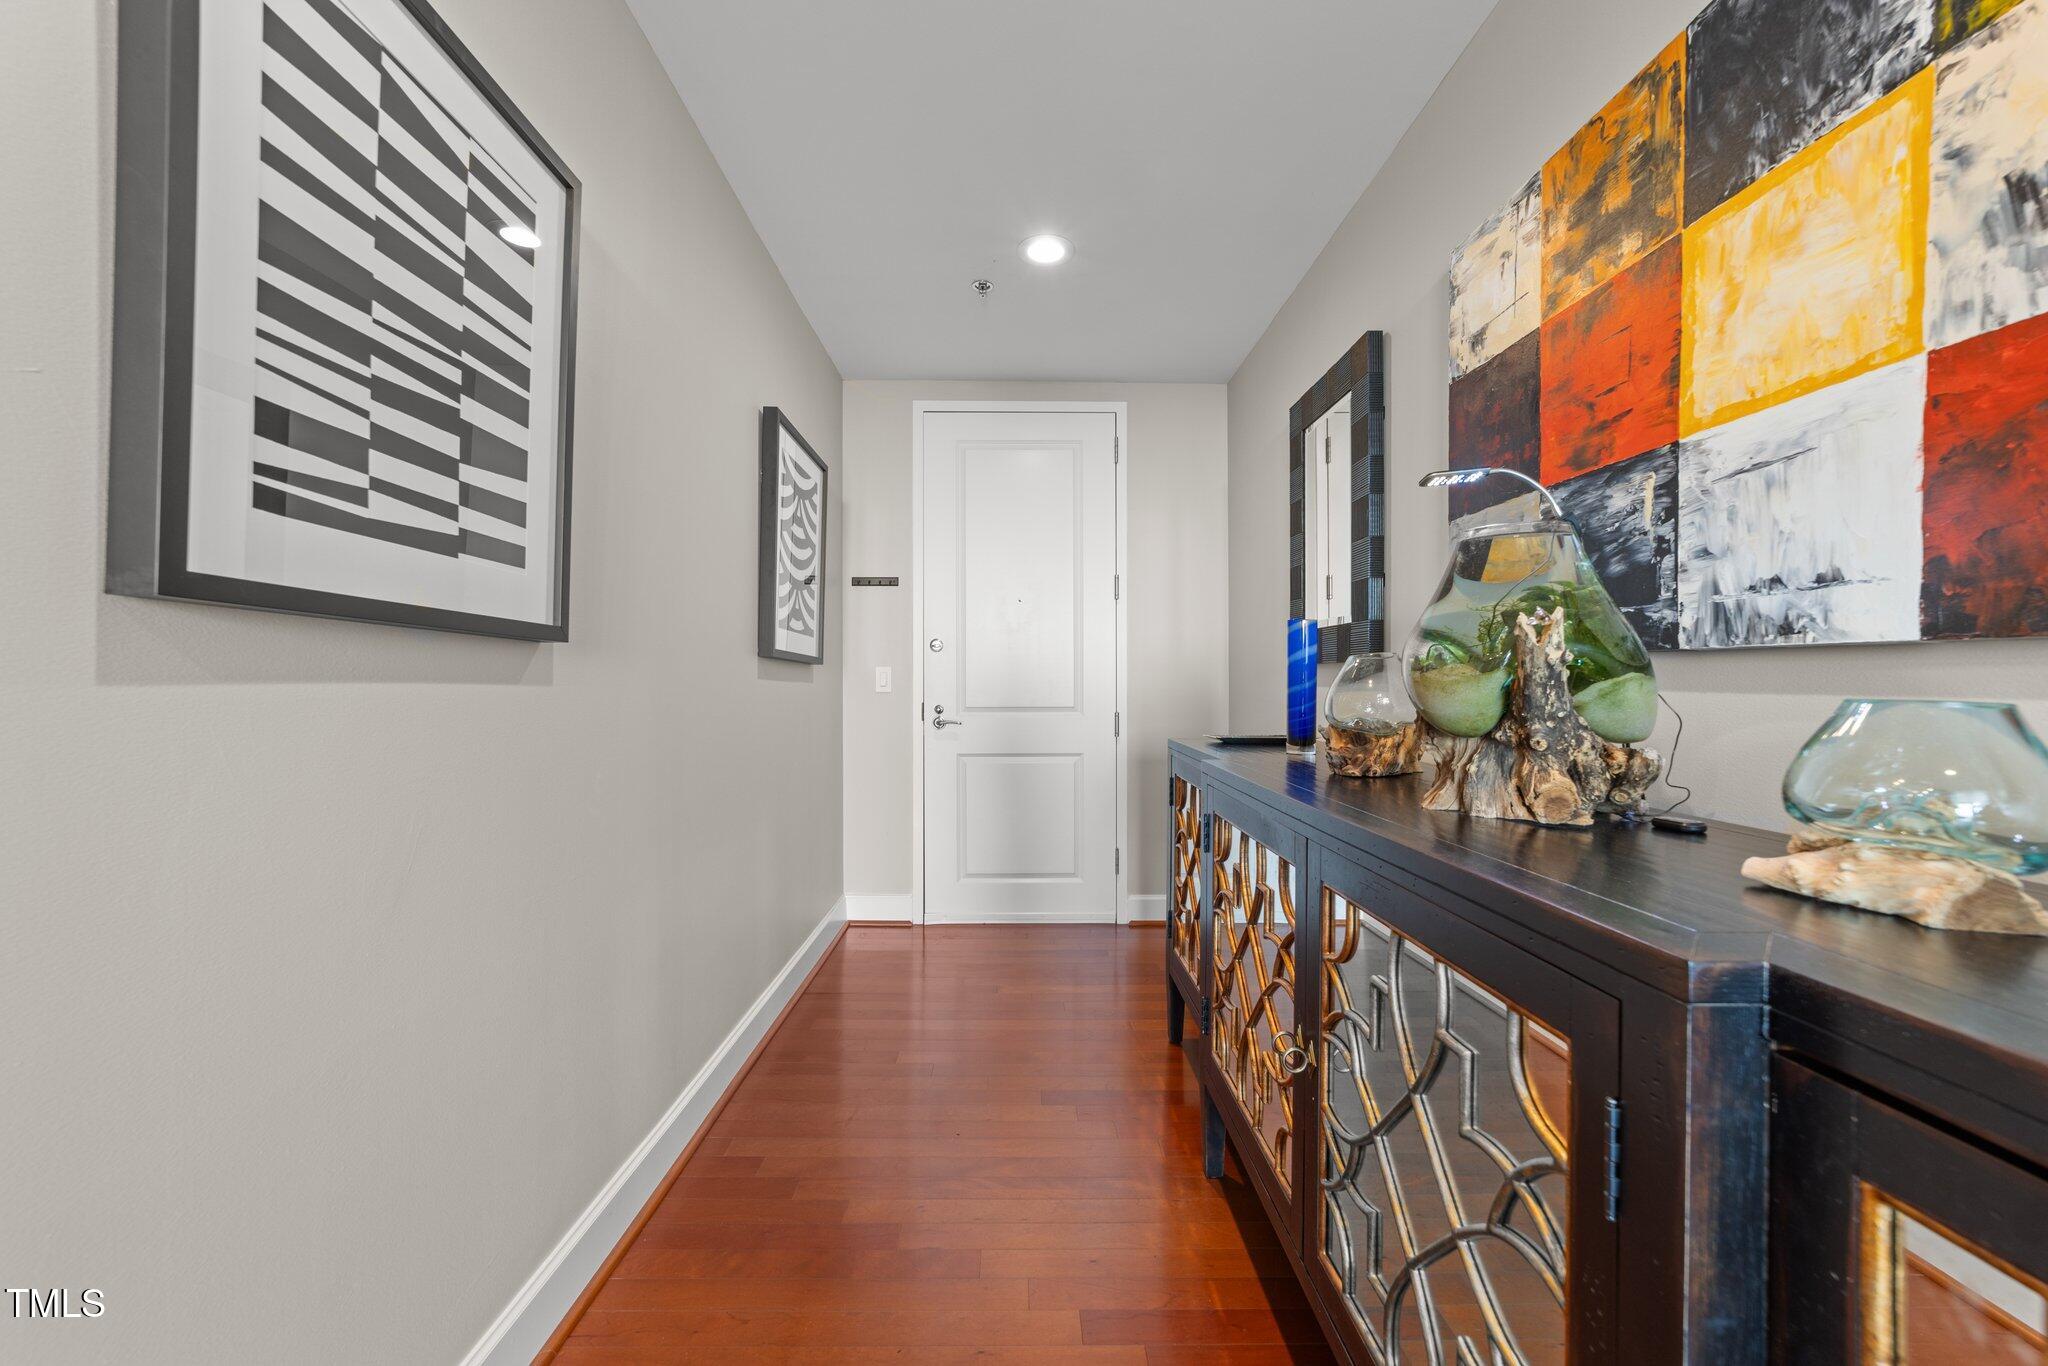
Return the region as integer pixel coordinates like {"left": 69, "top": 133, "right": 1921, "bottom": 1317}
{"left": 1286, "top": 618, "right": 1320, "bottom": 757}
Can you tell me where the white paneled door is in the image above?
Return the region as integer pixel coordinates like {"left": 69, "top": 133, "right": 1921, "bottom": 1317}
{"left": 921, "top": 409, "right": 1120, "bottom": 923}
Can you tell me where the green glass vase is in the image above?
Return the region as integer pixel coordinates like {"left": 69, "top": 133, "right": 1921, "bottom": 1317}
{"left": 1402, "top": 517, "right": 1657, "bottom": 744}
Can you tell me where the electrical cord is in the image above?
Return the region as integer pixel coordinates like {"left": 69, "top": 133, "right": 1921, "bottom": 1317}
{"left": 1652, "top": 691, "right": 1693, "bottom": 816}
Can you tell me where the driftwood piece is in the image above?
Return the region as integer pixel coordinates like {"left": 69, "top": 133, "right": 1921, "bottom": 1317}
{"left": 1324, "top": 721, "right": 1421, "bottom": 778}
{"left": 1742, "top": 834, "right": 2048, "bottom": 936}
{"left": 1418, "top": 609, "right": 1661, "bottom": 828}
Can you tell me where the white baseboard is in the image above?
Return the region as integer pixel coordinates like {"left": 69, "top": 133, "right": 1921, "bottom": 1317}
{"left": 1122, "top": 894, "right": 1166, "bottom": 924}
{"left": 845, "top": 892, "right": 918, "bottom": 922}
{"left": 461, "top": 898, "right": 846, "bottom": 1366}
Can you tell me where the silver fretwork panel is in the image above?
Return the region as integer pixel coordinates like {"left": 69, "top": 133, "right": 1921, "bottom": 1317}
{"left": 1319, "top": 889, "right": 1572, "bottom": 1365}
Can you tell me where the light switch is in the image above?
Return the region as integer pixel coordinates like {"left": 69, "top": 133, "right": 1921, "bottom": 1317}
{"left": 875, "top": 666, "right": 893, "bottom": 693}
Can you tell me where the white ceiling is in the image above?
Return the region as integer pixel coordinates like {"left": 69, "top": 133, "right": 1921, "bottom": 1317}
{"left": 627, "top": 0, "right": 1499, "bottom": 382}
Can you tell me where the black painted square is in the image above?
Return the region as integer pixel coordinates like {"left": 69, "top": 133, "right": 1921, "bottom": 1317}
{"left": 1684, "top": 0, "right": 1934, "bottom": 224}
{"left": 1556, "top": 445, "right": 1680, "bottom": 650}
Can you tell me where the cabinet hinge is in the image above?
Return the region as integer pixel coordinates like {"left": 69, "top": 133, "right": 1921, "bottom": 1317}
{"left": 1604, "top": 1098, "right": 1623, "bottom": 1222}
{"left": 1200, "top": 820, "right": 1211, "bottom": 853}
{"left": 1200, "top": 998, "right": 1212, "bottom": 1032}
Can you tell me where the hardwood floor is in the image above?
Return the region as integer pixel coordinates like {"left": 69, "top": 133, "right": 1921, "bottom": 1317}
{"left": 545, "top": 924, "right": 1337, "bottom": 1364}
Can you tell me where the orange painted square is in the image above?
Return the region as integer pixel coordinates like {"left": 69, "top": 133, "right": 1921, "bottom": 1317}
{"left": 1540, "top": 236, "right": 1682, "bottom": 484}
{"left": 1541, "top": 35, "right": 1686, "bottom": 317}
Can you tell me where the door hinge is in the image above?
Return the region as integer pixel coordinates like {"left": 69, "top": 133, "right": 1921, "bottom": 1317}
{"left": 1604, "top": 1098, "right": 1623, "bottom": 1222}
{"left": 1115, "top": 848, "right": 1121, "bottom": 874}
{"left": 1114, "top": 435, "right": 1120, "bottom": 461}
{"left": 1114, "top": 711, "right": 1121, "bottom": 738}
{"left": 1113, "top": 574, "right": 1121, "bottom": 601}
{"left": 1200, "top": 819, "right": 1211, "bottom": 853}
{"left": 1200, "top": 998, "right": 1212, "bottom": 1032}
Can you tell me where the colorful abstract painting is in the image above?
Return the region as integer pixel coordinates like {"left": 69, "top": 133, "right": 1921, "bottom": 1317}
{"left": 1447, "top": 0, "right": 2048, "bottom": 648}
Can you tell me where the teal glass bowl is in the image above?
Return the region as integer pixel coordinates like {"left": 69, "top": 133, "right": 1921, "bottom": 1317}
{"left": 1782, "top": 700, "right": 2048, "bottom": 875}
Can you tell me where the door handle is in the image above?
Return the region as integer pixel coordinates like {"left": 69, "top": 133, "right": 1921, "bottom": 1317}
{"left": 933, "top": 704, "right": 963, "bottom": 730}
{"left": 1276, "top": 1032, "right": 1312, "bottom": 1076}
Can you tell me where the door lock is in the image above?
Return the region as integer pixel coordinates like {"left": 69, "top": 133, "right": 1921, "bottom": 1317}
{"left": 932, "top": 704, "right": 963, "bottom": 730}
{"left": 928, "top": 638, "right": 945, "bottom": 652}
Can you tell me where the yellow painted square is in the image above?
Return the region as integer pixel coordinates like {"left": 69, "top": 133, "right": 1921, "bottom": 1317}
{"left": 1681, "top": 70, "right": 1933, "bottom": 435}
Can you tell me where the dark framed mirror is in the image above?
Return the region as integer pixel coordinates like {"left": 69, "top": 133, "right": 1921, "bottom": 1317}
{"left": 1289, "top": 331, "right": 1386, "bottom": 661}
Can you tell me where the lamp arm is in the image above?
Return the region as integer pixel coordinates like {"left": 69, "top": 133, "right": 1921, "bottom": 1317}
{"left": 1418, "top": 466, "right": 1566, "bottom": 520}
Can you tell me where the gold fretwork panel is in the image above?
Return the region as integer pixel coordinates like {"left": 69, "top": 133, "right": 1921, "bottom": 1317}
{"left": 1170, "top": 776, "right": 1202, "bottom": 980}
{"left": 1319, "top": 888, "right": 1572, "bottom": 1366}
{"left": 1209, "top": 816, "right": 1298, "bottom": 1192}
{"left": 1860, "top": 1186, "right": 2048, "bottom": 1365}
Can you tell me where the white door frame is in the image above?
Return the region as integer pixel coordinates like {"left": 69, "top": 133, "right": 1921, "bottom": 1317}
{"left": 909, "top": 400, "right": 1130, "bottom": 926}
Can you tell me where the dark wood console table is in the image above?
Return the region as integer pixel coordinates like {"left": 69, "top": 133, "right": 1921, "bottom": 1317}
{"left": 1166, "top": 739, "right": 2048, "bottom": 1364}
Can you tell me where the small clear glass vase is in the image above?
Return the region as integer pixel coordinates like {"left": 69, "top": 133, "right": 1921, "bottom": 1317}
{"left": 1782, "top": 700, "right": 2048, "bottom": 875}
{"left": 1322, "top": 653, "right": 1417, "bottom": 777}
{"left": 1402, "top": 518, "right": 1657, "bottom": 744}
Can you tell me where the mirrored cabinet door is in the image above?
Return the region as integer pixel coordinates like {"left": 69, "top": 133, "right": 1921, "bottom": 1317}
{"left": 1772, "top": 1057, "right": 2048, "bottom": 1365}
{"left": 1169, "top": 773, "right": 1203, "bottom": 987}
{"left": 1311, "top": 851, "right": 1620, "bottom": 1366}
{"left": 1205, "top": 793, "right": 1309, "bottom": 1237}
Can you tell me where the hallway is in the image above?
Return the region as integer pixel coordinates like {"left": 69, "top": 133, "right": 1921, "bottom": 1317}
{"left": 543, "top": 925, "right": 1335, "bottom": 1363}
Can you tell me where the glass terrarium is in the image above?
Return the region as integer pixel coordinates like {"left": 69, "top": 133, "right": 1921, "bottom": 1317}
{"left": 1403, "top": 517, "right": 1657, "bottom": 745}
{"left": 1783, "top": 700, "right": 2048, "bottom": 875}
{"left": 1322, "top": 652, "right": 1418, "bottom": 777}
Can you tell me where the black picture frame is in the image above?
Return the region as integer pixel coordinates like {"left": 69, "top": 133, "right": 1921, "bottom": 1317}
{"left": 106, "top": 0, "right": 582, "bottom": 641}
{"left": 1288, "top": 331, "right": 1387, "bottom": 662}
{"left": 756, "top": 408, "right": 829, "bottom": 665}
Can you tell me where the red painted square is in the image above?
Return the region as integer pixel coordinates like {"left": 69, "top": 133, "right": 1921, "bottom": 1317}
{"left": 1923, "top": 311, "right": 2048, "bottom": 639}
{"left": 1540, "top": 236, "right": 1681, "bottom": 485}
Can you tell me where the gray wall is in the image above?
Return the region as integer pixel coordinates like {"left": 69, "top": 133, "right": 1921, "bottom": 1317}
{"left": 840, "top": 381, "right": 1229, "bottom": 907}
{"left": 1, "top": 1, "right": 842, "bottom": 1362}
{"left": 1228, "top": 0, "right": 2048, "bottom": 830}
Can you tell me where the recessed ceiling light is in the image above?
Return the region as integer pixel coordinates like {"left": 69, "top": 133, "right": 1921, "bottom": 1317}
{"left": 498, "top": 222, "right": 542, "bottom": 250}
{"left": 1021, "top": 234, "right": 1071, "bottom": 265}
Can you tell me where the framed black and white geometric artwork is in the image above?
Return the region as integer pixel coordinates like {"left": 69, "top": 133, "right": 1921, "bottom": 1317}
{"left": 107, "top": 0, "right": 580, "bottom": 641}
{"left": 757, "top": 408, "right": 828, "bottom": 665}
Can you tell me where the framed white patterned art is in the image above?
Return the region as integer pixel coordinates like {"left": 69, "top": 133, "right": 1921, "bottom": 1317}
{"left": 108, "top": 0, "right": 580, "bottom": 640}
{"left": 757, "top": 408, "right": 828, "bottom": 665}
